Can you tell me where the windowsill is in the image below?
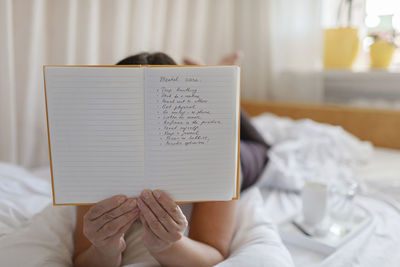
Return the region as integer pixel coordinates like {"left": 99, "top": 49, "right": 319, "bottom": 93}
{"left": 323, "top": 66, "right": 400, "bottom": 74}
{"left": 322, "top": 68, "right": 400, "bottom": 108}
{"left": 276, "top": 69, "right": 400, "bottom": 109}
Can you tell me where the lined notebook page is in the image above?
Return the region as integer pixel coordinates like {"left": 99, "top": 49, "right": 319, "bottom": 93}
{"left": 144, "top": 66, "right": 239, "bottom": 201}
{"left": 45, "top": 67, "right": 145, "bottom": 204}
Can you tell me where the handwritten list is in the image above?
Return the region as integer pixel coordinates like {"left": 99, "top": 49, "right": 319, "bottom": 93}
{"left": 145, "top": 67, "right": 239, "bottom": 201}
{"left": 154, "top": 81, "right": 223, "bottom": 147}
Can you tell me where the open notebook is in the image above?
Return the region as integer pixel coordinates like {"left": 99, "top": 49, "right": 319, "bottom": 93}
{"left": 43, "top": 65, "right": 240, "bottom": 205}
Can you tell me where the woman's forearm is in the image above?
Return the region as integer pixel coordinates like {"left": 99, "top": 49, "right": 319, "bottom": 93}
{"left": 150, "top": 236, "right": 225, "bottom": 267}
{"left": 74, "top": 245, "right": 122, "bottom": 267}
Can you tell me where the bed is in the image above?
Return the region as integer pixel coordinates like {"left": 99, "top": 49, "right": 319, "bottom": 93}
{"left": 0, "top": 100, "right": 399, "bottom": 266}
{"left": 242, "top": 100, "right": 400, "bottom": 266}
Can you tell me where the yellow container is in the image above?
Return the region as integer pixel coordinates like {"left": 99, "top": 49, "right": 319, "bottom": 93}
{"left": 370, "top": 40, "right": 395, "bottom": 69}
{"left": 324, "top": 27, "right": 359, "bottom": 69}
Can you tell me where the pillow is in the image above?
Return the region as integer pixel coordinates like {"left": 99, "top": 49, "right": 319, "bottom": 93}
{"left": 0, "top": 205, "right": 75, "bottom": 267}
{"left": 0, "top": 163, "right": 52, "bottom": 235}
{"left": 0, "top": 186, "right": 294, "bottom": 267}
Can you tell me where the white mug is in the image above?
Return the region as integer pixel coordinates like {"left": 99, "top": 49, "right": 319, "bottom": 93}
{"left": 302, "top": 181, "right": 328, "bottom": 226}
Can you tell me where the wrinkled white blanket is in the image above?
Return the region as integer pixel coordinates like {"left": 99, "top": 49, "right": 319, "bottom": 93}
{"left": 251, "top": 113, "right": 400, "bottom": 266}
{"left": 252, "top": 113, "right": 373, "bottom": 191}
{"left": 0, "top": 170, "right": 294, "bottom": 267}
{"left": 0, "top": 113, "right": 399, "bottom": 267}
{"left": 0, "top": 163, "right": 51, "bottom": 235}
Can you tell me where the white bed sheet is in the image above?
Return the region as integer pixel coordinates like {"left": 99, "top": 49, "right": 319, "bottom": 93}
{"left": 259, "top": 189, "right": 400, "bottom": 267}
{"left": 5, "top": 145, "right": 398, "bottom": 267}
{"left": 0, "top": 163, "right": 51, "bottom": 235}
{"left": 0, "top": 177, "right": 294, "bottom": 267}
{"left": 261, "top": 137, "right": 400, "bottom": 266}
{"left": 0, "top": 111, "right": 399, "bottom": 267}
{"left": 353, "top": 147, "right": 400, "bottom": 203}
{"left": 257, "top": 146, "right": 400, "bottom": 266}
{"left": 251, "top": 112, "right": 400, "bottom": 266}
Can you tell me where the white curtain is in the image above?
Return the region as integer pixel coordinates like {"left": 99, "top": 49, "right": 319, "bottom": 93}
{"left": 269, "top": 0, "right": 324, "bottom": 102}
{"left": 0, "top": 0, "right": 322, "bottom": 168}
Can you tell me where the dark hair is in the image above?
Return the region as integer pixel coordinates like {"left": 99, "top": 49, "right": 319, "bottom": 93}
{"left": 116, "top": 52, "right": 177, "bottom": 65}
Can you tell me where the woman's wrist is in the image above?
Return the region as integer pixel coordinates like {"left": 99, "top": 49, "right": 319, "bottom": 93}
{"left": 147, "top": 234, "right": 184, "bottom": 256}
{"left": 92, "top": 244, "right": 123, "bottom": 264}
{"left": 92, "top": 242, "right": 123, "bottom": 258}
{"left": 74, "top": 245, "right": 122, "bottom": 267}
{"left": 149, "top": 235, "right": 225, "bottom": 267}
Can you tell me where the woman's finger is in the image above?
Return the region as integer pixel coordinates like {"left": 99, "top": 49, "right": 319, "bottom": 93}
{"left": 140, "top": 190, "right": 178, "bottom": 233}
{"left": 153, "top": 190, "right": 187, "bottom": 226}
{"left": 86, "top": 195, "right": 127, "bottom": 221}
{"left": 103, "top": 215, "right": 136, "bottom": 246}
{"left": 140, "top": 214, "right": 161, "bottom": 242}
{"left": 137, "top": 198, "right": 170, "bottom": 241}
{"left": 94, "top": 198, "right": 138, "bottom": 231}
{"left": 97, "top": 209, "right": 139, "bottom": 240}
{"left": 140, "top": 214, "right": 168, "bottom": 252}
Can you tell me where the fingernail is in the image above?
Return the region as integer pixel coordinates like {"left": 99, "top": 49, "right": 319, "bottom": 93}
{"left": 137, "top": 198, "right": 144, "bottom": 207}
{"left": 142, "top": 190, "right": 150, "bottom": 199}
{"left": 129, "top": 199, "right": 137, "bottom": 208}
{"left": 118, "top": 196, "right": 126, "bottom": 204}
{"left": 153, "top": 190, "right": 161, "bottom": 199}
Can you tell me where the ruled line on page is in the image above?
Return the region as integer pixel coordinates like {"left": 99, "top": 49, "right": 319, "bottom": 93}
{"left": 45, "top": 67, "right": 146, "bottom": 204}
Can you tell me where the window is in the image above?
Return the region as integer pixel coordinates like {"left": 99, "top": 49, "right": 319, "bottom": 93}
{"left": 362, "top": 0, "right": 400, "bottom": 69}
{"left": 322, "top": 0, "right": 399, "bottom": 70}
{"left": 320, "top": 0, "right": 400, "bottom": 108}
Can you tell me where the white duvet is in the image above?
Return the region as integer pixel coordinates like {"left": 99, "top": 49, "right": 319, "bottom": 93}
{"left": 0, "top": 163, "right": 51, "bottom": 235}
{"left": 252, "top": 113, "right": 374, "bottom": 192}
{"left": 0, "top": 163, "right": 294, "bottom": 267}
{"left": 251, "top": 113, "right": 400, "bottom": 266}
{"left": 0, "top": 113, "right": 400, "bottom": 266}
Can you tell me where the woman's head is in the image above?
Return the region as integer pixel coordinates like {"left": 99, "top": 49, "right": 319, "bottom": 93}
{"left": 116, "top": 52, "right": 177, "bottom": 66}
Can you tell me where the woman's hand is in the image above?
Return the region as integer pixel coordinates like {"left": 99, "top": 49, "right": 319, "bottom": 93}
{"left": 138, "top": 190, "right": 188, "bottom": 253}
{"left": 83, "top": 195, "right": 139, "bottom": 256}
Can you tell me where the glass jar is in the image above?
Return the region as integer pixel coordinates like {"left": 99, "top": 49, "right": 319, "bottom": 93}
{"left": 328, "top": 178, "right": 358, "bottom": 236}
